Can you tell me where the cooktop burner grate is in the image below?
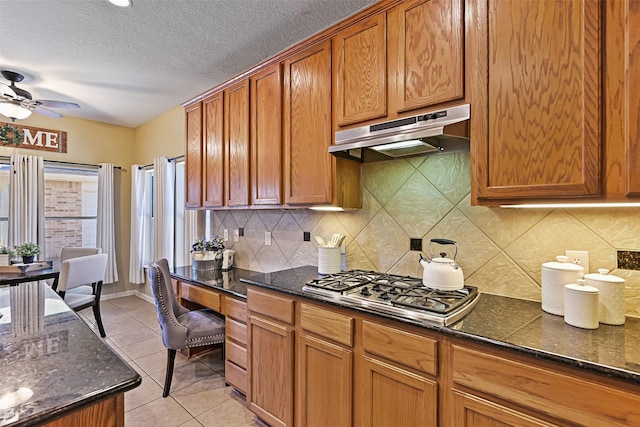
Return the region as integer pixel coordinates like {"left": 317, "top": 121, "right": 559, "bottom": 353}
{"left": 302, "top": 269, "right": 480, "bottom": 326}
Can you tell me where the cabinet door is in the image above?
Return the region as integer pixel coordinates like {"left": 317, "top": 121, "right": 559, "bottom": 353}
{"left": 251, "top": 64, "right": 283, "bottom": 205}
{"left": 629, "top": 0, "right": 640, "bottom": 195}
{"left": 391, "top": 0, "right": 463, "bottom": 113}
{"left": 297, "top": 334, "right": 353, "bottom": 427}
{"left": 248, "top": 315, "right": 294, "bottom": 427}
{"left": 203, "top": 91, "right": 225, "bottom": 208}
{"left": 283, "top": 40, "right": 333, "bottom": 205}
{"left": 469, "top": 0, "right": 602, "bottom": 203}
{"left": 360, "top": 356, "right": 437, "bottom": 427}
{"left": 453, "top": 391, "right": 556, "bottom": 427}
{"left": 224, "top": 79, "right": 250, "bottom": 207}
{"left": 185, "top": 102, "right": 202, "bottom": 208}
{"left": 333, "top": 13, "right": 387, "bottom": 127}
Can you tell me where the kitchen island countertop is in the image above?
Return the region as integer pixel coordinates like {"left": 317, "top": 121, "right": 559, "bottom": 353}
{"left": 171, "top": 265, "right": 640, "bottom": 386}
{"left": 0, "top": 282, "right": 141, "bottom": 426}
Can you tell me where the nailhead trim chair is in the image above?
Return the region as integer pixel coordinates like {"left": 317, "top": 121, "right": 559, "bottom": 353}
{"left": 57, "top": 253, "right": 108, "bottom": 337}
{"left": 147, "top": 258, "right": 225, "bottom": 397}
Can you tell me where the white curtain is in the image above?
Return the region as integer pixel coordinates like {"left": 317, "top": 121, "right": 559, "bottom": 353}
{"left": 129, "top": 165, "right": 147, "bottom": 284}
{"left": 153, "top": 157, "right": 175, "bottom": 267}
{"left": 184, "top": 209, "right": 198, "bottom": 264}
{"left": 8, "top": 154, "right": 45, "bottom": 253}
{"left": 97, "top": 163, "right": 118, "bottom": 284}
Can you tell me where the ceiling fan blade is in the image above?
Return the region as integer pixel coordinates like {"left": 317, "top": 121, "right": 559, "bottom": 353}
{"left": 36, "top": 100, "right": 80, "bottom": 109}
{"left": 33, "top": 105, "right": 63, "bottom": 118}
{"left": 1, "top": 83, "right": 17, "bottom": 99}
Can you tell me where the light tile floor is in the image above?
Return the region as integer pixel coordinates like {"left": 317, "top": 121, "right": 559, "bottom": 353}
{"left": 77, "top": 295, "right": 261, "bottom": 427}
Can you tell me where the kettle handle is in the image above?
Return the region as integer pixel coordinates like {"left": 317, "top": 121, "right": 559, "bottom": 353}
{"left": 429, "top": 238, "right": 458, "bottom": 261}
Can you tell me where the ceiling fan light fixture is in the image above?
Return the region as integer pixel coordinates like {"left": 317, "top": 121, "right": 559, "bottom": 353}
{"left": 107, "top": 0, "right": 132, "bottom": 7}
{"left": 0, "top": 102, "right": 32, "bottom": 121}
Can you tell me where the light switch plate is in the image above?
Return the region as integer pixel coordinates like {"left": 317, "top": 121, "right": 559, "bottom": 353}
{"left": 565, "top": 250, "right": 589, "bottom": 273}
{"left": 233, "top": 229, "right": 239, "bottom": 242}
{"left": 265, "top": 231, "right": 272, "bottom": 246}
{"left": 223, "top": 229, "right": 229, "bottom": 241}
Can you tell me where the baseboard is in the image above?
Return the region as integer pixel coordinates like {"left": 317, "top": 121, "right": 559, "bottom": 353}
{"left": 101, "top": 289, "right": 154, "bottom": 304}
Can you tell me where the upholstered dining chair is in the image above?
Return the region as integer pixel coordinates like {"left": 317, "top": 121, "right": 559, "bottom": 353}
{"left": 56, "top": 253, "right": 109, "bottom": 337}
{"left": 50, "top": 247, "right": 102, "bottom": 291}
{"left": 147, "top": 258, "right": 226, "bottom": 397}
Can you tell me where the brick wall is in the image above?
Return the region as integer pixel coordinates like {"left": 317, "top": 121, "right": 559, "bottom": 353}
{"left": 44, "top": 180, "right": 84, "bottom": 259}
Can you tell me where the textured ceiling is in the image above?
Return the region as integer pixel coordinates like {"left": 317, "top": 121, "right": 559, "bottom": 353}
{"left": 0, "top": 0, "right": 376, "bottom": 128}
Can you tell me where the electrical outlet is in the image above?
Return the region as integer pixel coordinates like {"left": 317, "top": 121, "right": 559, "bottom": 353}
{"left": 410, "top": 238, "right": 423, "bottom": 252}
{"left": 238, "top": 227, "right": 244, "bottom": 237}
{"left": 303, "top": 231, "right": 311, "bottom": 242}
{"left": 265, "top": 231, "right": 272, "bottom": 246}
{"left": 565, "top": 250, "right": 589, "bottom": 273}
{"left": 223, "top": 229, "right": 229, "bottom": 241}
{"left": 233, "top": 229, "right": 239, "bottom": 242}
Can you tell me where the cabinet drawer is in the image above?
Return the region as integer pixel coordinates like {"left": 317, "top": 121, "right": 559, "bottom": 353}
{"left": 452, "top": 344, "right": 640, "bottom": 426}
{"left": 225, "top": 296, "right": 247, "bottom": 322}
{"left": 247, "top": 287, "right": 294, "bottom": 325}
{"left": 362, "top": 320, "right": 438, "bottom": 375}
{"left": 226, "top": 340, "right": 247, "bottom": 369}
{"left": 181, "top": 283, "right": 221, "bottom": 311}
{"left": 300, "top": 303, "right": 353, "bottom": 347}
{"left": 226, "top": 318, "right": 247, "bottom": 346}
{"left": 225, "top": 360, "right": 247, "bottom": 394}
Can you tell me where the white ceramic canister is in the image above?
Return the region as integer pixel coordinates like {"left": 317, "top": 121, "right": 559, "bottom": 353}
{"left": 584, "top": 269, "right": 626, "bottom": 325}
{"left": 541, "top": 256, "right": 584, "bottom": 316}
{"left": 318, "top": 246, "right": 341, "bottom": 275}
{"left": 564, "top": 281, "right": 600, "bottom": 329}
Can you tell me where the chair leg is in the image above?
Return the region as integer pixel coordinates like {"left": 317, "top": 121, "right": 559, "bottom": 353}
{"left": 163, "top": 349, "right": 177, "bottom": 398}
{"left": 92, "top": 302, "right": 106, "bottom": 338}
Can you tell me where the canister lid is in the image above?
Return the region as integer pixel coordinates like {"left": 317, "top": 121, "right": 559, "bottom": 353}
{"left": 565, "top": 283, "right": 599, "bottom": 293}
{"left": 542, "top": 256, "right": 584, "bottom": 273}
{"left": 584, "top": 269, "right": 625, "bottom": 283}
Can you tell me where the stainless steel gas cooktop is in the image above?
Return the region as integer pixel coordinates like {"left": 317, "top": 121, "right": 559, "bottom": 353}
{"left": 302, "top": 270, "right": 479, "bottom": 326}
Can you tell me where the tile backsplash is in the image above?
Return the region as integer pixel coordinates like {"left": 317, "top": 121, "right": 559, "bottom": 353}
{"left": 208, "top": 152, "right": 640, "bottom": 318}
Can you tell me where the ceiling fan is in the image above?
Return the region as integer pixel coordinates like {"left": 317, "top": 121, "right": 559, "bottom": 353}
{"left": 0, "top": 70, "right": 80, "bottom": 121}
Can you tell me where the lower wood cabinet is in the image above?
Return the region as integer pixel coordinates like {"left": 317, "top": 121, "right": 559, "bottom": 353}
{"left": 41, "top": 394, "right": 124, "bottom": 427}
{"left": 248, "top": 315, "right": 294, "bottom": 427}
{"left": 224, "top": 296, "right": 248, "bottom": 394}
{"left": 297, "top": 334, "right": 353, "bottom": 427}
{"left": 452, "top": 391, "right": 555, "bottom": 427}
{"left": 360, "top": 355, "right": 438, "bottom": 427}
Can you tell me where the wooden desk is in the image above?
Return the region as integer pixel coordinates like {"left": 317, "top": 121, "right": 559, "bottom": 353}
{"left": 0, "top": 264, "right": 59, "bottom": 288}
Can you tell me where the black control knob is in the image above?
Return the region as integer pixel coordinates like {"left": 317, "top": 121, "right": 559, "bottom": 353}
{"left": 379, "top": 292, "right": 390, "bottom": 300}
{"left": 360, "top": 286, "right": 371, "bottom": 296}
{"left": 372, "top": 284, "right": 381, "bottom": 292}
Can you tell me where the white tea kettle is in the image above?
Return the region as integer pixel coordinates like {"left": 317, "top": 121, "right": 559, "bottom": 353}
{"left": 419, "top": 238, "right": 464, "bottom": 290}
{"left": 221, "top": 249, "right": 236, "bottom": 271}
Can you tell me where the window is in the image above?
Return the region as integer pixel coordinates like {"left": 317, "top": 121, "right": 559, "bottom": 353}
{"left": 44, "top": 166, "right": 98, "bottom": 261}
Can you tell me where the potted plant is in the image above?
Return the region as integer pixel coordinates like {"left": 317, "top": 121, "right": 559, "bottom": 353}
{"left": 0, "top": 245, "right": 16, "bottom": 266}
{"left": 191, "top": 235, "right": 225, "bottom": 270}
{"left": 15, "top": 242, "right": 41, "bottom": 264}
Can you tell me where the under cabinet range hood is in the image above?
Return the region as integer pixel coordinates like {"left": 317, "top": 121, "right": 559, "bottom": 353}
{"left": 330, "top": 104, "right": 470, "bottom": 162}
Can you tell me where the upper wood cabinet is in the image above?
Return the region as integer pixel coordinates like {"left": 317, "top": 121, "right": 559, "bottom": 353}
{"left": 185, "top": 102, "right": 202, "bottom": 208}
{"left": 224, "top": 80, "right": 250, "bottom": 207}
{"left": 251, "top": 64, "right": 283, "bottom": 205}
{"left": 283, "top": 40, "right": 334, "bottom": 205}
{"left": 390, "top": 0, "right": 464, "bottom": 114}
{"left": 333, "top": 13, "right": 387, "bottom": 127}
{"left": 202, "top": 91, "right": 224, "bottom": 208}
{"left": 469, "top": 0, "right": 603, "bottom": 204}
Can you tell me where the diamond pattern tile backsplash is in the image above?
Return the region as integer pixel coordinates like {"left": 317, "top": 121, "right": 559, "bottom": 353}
{"left": 208, "top": 152, "right": 640, "bottom": 318}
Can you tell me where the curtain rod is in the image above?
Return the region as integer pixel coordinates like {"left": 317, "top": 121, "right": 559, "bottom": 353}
{"left": 0, "top": 156, "right": 121, "bottom": 170}
{"left": 138, "top": 154, "right": 185, "bottom": 170}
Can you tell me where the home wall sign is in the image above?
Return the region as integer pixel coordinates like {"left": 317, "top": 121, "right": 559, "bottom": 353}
{"left": 0, "top": 121, "right": 67, "bottom": 153}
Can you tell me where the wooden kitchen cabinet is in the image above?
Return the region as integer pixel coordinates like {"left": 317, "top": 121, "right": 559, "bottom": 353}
{"left": 389, "top": 0, "right": 464, "bottom": 114}
{"left": 202, "top": 90, "right": 225, "bottom": 208}
{"left": 185, "top": 102, "right": 202, "bottom": 208}
{"left": 450, "top": 342, "right": 640, "bottom": 426}
{"left": 283, "top": 39, "right": 361, "bottom": 208}
{"left": 224, "top": 296, "right": 248, "bottom": 394}
{"left": 358, "top": 320, "right": 439, "bottom": 426}
{"left": 297, "top": 303, "right": 354, "bottom": 426}
{"left": 468, "top": 0, "right": 603, "bottom": 204}
{"left": 333, "top": 12, "right": 387, "bottom": 127}
{"left": 247, "top": 287, "right": 295, "bottom": 427}
{"left": 250, "top": 63, "right": 283, "bottom": 205}
{"left": 224, "top": 79, "right": 250, "bottom": 207}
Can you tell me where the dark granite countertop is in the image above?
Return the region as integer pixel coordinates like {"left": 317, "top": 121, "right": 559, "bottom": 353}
{"left": 171, "top": 265, "right": 640, "bottom": 386}
{"left": 0, "top": 282, "right": 141, "bottom": 426}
